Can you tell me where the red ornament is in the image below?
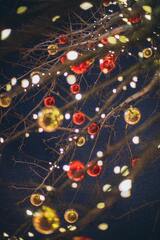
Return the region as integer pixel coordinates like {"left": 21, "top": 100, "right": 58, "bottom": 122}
{"left": 67, "top": 161, "right": 85, "bottom": 182}
{"left": 87, "top": 122, "right": 99, "bottom": 135}
{"left": 87, "top": 161, "right": 102, "bottom": 177}
{"left": 70, "top": 59, "right": 94, "bottom": 75}
{"left": 60, "top": 54, "right": 67, "bottom": 64}
{"left": 44, "top": 96, "right": 55, "bottom": 107}
{"left": 128, "top": 15, "right": 141, "bottom": 24}
{"left": 70, "top": 84, "right": 80, "bottom": 94}
{"left": 73, "top": 237, "right": 93, "bottom": 240}
{"left": 58, "top": 35, "right": 68, "bottom": 45}
{"left": 100, "top": 53, "right": 117, "bottom": 74}
{"left": 131, "top": 158, "right": 140, "bottom": 168}
{"left": 72, "top": 112, "right": 86, "bottom": 125}
{"left": 100, "top": 36, "right": 108, "bottom": 45}
{"left": 102, "top": 0, "right": 110, "bottom": 7}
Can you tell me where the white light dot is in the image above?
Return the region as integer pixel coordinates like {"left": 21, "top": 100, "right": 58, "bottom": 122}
{"left": 71, "top": 182, "right": 78, "bottom": 188}
{"left": 97, "top": 160, "right": 103, "bottom": 166}
{"left": 123, "top": 85, "right": 127, "bottom": 91}
{"left": 97, "top": 202, "right": 106, "bottom": 209}
{"left": 26, "top": 210, "right": 33, "bottom": 216}
{"left": 1, "top": 28, "right": 12, "bottom": 40}
{"left": 63, "top": 165, "right": 70, "bottom": 171}
{"left": 25, "top": 133, "right": 30, "bottom": 138}
{"left": 66, "top": 51, "right": 78, "bottom": 61}
{"left": 38, "top": 128, "right": 43, "bottom": 133}
{"left": 132, "top": 136, "right": 140, "bottom": 144}
{"left": 95, "top": 107, "right": 100, "bottom": 112}
{"left": 66, "top": 74, "right": 76, "bottom": 85}
{"left": 3, "top": 232, "right": 9, "bottom": 237}
{"left": 31, "top": 74, "right": 40, "bottom": 85}
{"left": 112, "top": 88, "right": 117, "bottom": 93}
{"left": 114, "top": 166, "right": 121, "bottom": 174}
{"left": 11, "top": 77, "right": 17, "bottom": 86}
{"left": 65, "top": 113, "right": 71, "bottom": 120}
{"left": 0, "top": 137, "right": 4, "bottom": 143}
{"left": 132, "top": 76, "right": 138, "bottom": 82}
{"left": 21, "top": 79, "right": 29, "bottom": 88}
{"left": 80, "top": 2, "right": 93, "bottom": 10}
{"left": 75, "top": 93, "right": 82, "bottom": 101}
{"left": 28, "top": 232, "right": 34, "bottom": 237}
{"left": 33, "top": 114, "right": 38, "bottom": 120}
{"left": 74, "top": 128, "right": 79, "bottom": 133}
{"left": 98, "top": 223, "right": 109, "bottom": 231}
{"left": 120, "top": 190, "right": 131, "bottom": 198}
{"left": 119, "top": 179, "right": 132, "bottom": 192}
{"left": 101, "top": 113, "right": 106, "bottom": 119}
{"left": 97, "top": 151, "right": 103, "bottom": 158}
{"left": 130, "top": 81, "right": 136, "bottom": 88}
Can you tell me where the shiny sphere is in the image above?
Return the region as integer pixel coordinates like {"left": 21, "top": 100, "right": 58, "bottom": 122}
{"left": 70, "top": 83, "right": 80, "bottom": 94}
{"left": 142, "top": 48, "right": 153, "bottom": 58}
{"left": 44, "top": 96, "right": 55, "bottom": 108}
{"left": 124, "top": 107, "right": 141, "bottom": 125}
{"left": 0, "top": 97, "right": 11, "bottom": 108}
{"left": 33, "top": 206, "right": 60, "bottom": 235}
{"left": 87, "top": 122, "right": 99, "bottom": 135}
{"left": 76, "top": 136, "right": 86, "bottom": 147}
{"left": 38, "top": 107, "right": 63, "bottom": 132}
{"left": 67, "top": 160, "right": 85, "bottom": 182}
{"left": 64, "top": 209, "right": 79, "bottom": 223}
{"left": 30, "top": 193, "right": 45, "bottom": 207}
{"left": 72, "top": 112, "right": 86, "bottom": 125}
{"left": 87, "top": 161, "right": 102, "bottom": 177}
{"left": 47, "top": 44, "right": 58, "bottom": 56}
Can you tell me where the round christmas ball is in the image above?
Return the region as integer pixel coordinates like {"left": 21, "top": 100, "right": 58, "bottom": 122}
{"left": 67, "top": 160, "right": 85, "bottom": 182}
{"left": 72, "top": 112, "right": 86, "bottom": 125}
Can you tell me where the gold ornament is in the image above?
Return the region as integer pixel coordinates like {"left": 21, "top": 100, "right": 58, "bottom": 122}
{"left": 124, "top": 107, "right": 141, "bottom": 125}
{"left": 64, "top": 209, "right": 79, "bottom": 224}
{"left": 76, "top": 136, "right": 86, "bottom": 147}
{"left": 33, "top": 206, "right": 60, "bottom": 235}
{"left": 0, "top": 97, "right": 11, "bottom": 108}
{"left": 142, "top": 48, "right": 152, "bottom": 58}
{"left": 30, "top": 193, "right": 45, "bottom": 207}
{"left": 38, "top": 107, "right": 63, "bottom": 132}
{"left": 47, "top": 44, "right": 58, "bottom": 56}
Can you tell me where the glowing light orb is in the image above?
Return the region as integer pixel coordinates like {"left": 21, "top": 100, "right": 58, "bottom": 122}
{"left": 124, "top": 107, "right": 141, "bottom": 125}
{"left": 67, "top": 161, "right": 85, "bottom": 182}
{"left": 64, "top": 209, "right": 79, "bottom": 223}
{"left": 30, "top": 193, "right": 45, "bottom": 207}
{"left": 38, "top": 107, "right": 63, "bottom": 132}
{"left": 0, "top": 97, "right": 12, "bottom": 108}
{"left": 33, "top": 206, "right": 60, "bottom": 235}
{"left": 66, "top": 51, "right": 78, "bottom": 61}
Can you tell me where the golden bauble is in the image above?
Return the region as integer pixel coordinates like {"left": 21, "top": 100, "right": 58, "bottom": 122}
{"left": 0, "top": 96, "right": 11, "bottom": 108}
{"left": 33, "top": 206, "right": 60, "bottom": 235}
{"left": 124, "top": 107, "right": 141, "bottom": 125}
{"left": 142, "top": 48, "right": 152, "bottom": 58}
{"left": 76, "top": 136, "right": 86, "bottom": 147}
{"left": 38, "top": 107, "right": 64, "bottom": 132}
{"left": 30, "top": 193, "right": 45, "bottom": 207}
{"left": 64, "top": 209, "right": 79, "bottom": 224}
{"left": 47, "top": 44, "right": 58, "bottom": 56}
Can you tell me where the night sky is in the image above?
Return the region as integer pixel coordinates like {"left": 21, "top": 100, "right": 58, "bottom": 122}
{"left": 0, "top": 0, "right": 160, "bottom": 240}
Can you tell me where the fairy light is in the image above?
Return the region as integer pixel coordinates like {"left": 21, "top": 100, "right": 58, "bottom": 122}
{"left": 26, "top": 209, "right": 33, "bottom": 216}
{"left": 119, "top": 179, "right": 132, "bottom": 192}
{"left": 102, "top": 184, "right": 112, "bottom": 192}
{"left": 66, "top": 51, "right": 78, "bottom": 61}
{"left": 98, "top": 223, "right": 109, "bottom": 231}
{"left": 132, "top": 136, "right": 140, "bottom": 144}
{"left": 75, "top": 93, "right": 82, "bottom": 100}
{"left": 1, "top": 28, "right": 12, "bottom": 40}
{"left": 80, "top": 2, "right": 93, "bottom": 11}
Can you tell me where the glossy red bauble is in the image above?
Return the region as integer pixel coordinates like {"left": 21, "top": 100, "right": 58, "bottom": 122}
{"left": 100, "top": 36, "right": 108, "bottom": 45}
{"left": 58, "top": 35, "right": 68, "bottom": 45}
{"left": 72, "top": 112, "right": 86, "bottom": 125}
{"left": 131, "top": 158, "right": 140, "bottom": 168}
{"left": 70, "top": 59, "right": 94, "bottom": 75}
{"left": 128, "top": 15, "right": 141, "bottom": 24}
{"left": 87, "top": 122, "right": 99, "bottom": 135}
{"left": 60, "top": 54, "right": 67, "bottom": 64}
{"left": 70, "top": 84, "right": 80, "bottom": 94}
{"left": 100, "top": 53, "right": 117, "bottom": 74}
{"left": 102, "top": 0, "right": 110, "bottom": 7}
{"left": 67, "top": 161, "right": 85, "bottom": 182}
{"left": 44, "top": 96, "right": 55, "bottom": 107}
{"left": 87, "top": 161, "right": 102, "bottom": 177}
